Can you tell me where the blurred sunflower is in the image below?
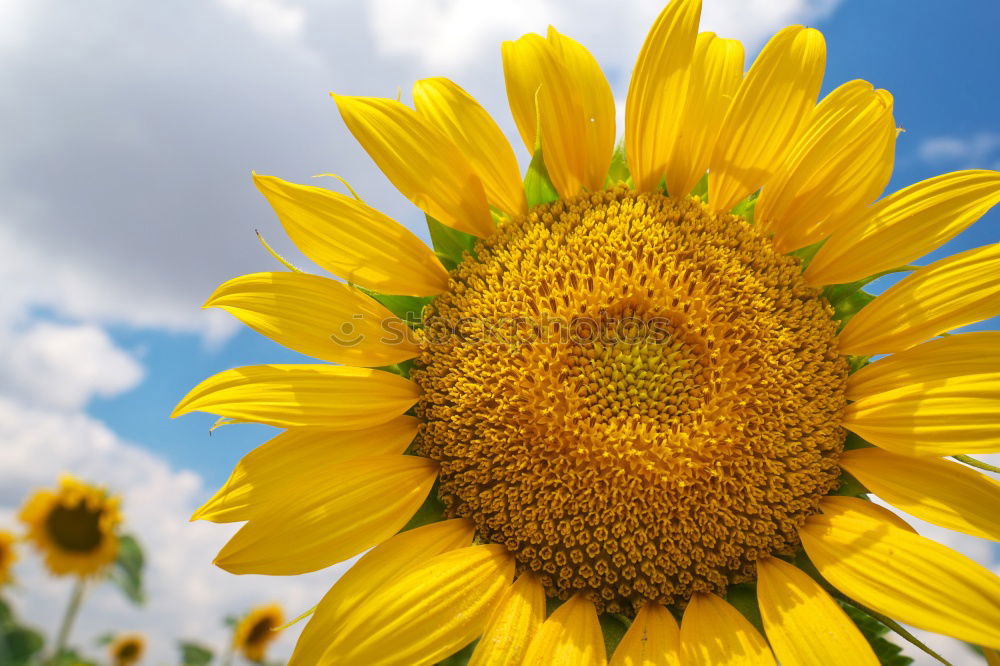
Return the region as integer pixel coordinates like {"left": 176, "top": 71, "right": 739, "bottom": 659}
{"left": 19, "top": 476, "right": 121, "bottom": 578}
{"left": 0, "top": 529, "right": 17, "bottom": 585}
{"left": 174, "top": 0, "right": 1000, "bottom": 662}
{"left": 109, "top": 633, "right": 145, "bottom": 666}
{"left": 233, "top": 603, "right": 284, "bottom": 662}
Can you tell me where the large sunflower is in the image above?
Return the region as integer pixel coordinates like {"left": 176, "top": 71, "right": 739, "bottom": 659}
{"left": 0, "top": 529, "right": 17, "bottom": 585}
{"left": 233, "top": 603, "right": 284, "bottom": 662}
{"left": 19, "top": 476, "right": 122, "bottom": 578}
{"left": 174, "top": 0, "right": 1000, "bottom": 663}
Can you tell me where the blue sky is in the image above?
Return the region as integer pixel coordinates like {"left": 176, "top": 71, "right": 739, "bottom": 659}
{"left": 1, "top": 0, "right": 997, "bottom": 662}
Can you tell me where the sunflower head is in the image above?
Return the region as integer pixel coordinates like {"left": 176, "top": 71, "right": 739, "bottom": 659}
{"left": 233, "top": 603, "right": 283, "bottom": 662}
{"left": 175, "top": 0, "right": 1000, "bottom": 662}
{"left": 109, "top": 633, "right": 145, "bottom": 666}
{"left": 19, "top": 475, "right": 122, "bottom": 578}
{"left": 0, "top": 530, "right": 17, "bottom": 585}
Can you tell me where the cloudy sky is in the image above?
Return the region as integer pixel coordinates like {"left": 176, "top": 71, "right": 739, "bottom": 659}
{"left": 1, "top": 0, "right": 998, "bottom": 662}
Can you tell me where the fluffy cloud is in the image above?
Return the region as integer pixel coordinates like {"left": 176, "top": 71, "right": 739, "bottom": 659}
{"left": 918, "top": 132, "right": 1000, "bottom": 170}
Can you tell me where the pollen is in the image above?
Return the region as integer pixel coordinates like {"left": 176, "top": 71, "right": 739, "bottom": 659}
{"left": 412, "top": 186, "right": 848, "bottom": 613}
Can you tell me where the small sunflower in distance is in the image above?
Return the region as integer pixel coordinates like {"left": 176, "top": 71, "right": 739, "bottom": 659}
{"left": 174, "top": 0, "right": 1000, "bottom": 663}
{"left": 0, "top": 529, "right": 17, "bottom": 585}
{"left": 109, "top": 633, "right": 145, "bottom": 666}
{"left": 233, "top": 603, "right": 284, "bottom": 663}
{"left": 19, "top": 475, "right": 122, "bottom": 578}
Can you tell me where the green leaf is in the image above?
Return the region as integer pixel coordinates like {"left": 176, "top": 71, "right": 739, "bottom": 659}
{"left": 179, "top": 641, "right": 214, "bottom": 666}
{"left": 0, "top": 626, "right": 45, "bottom": 665}
{"left": 599, "top": 613, "right": 630, "bottom": 659}
{"left": 524, "top": 148, "right": 559, "bottom": 207}
{"left": 107, "top": 534, "right": 145, "bottom": 605}
{"left": 841, "top": 605, "right": 915, "bottom": 666}
{"left": 400, "top": 482, "right": 446, "bottom": 532}
{"left": 436, "top": 639, "right": 477, "bottom": 665}
{"left": 605, "top": 142, "right": 632, "bottom": 188}
{"left": 427, "top": 215, "right": 476, "bottom": 271}
{"left": 726, "top": 583, "right": 764, "bottom": 634}
{"left": 53, "top": 649, "right": 97, "bottom": 666}
{"left": 95, "top": 632, "right": 115, "bottom": 646}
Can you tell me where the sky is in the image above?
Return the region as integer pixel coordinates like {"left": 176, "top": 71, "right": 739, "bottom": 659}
{"left": 0, "top": 0, "right": 998, "bottom": 663}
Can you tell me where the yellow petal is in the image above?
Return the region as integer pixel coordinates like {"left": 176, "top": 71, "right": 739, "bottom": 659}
{"left": 546, "top": 26, "right": 616, "bottom": 192}
{"left": 757, "top": 80, "right": 896, "bottom": 253}
{"left": 841, "top": 447, "right": 1000, "bottom": 541}
{"left": 522, "top": 593, "right": 607, "bottom": 666}
{"left": 666, "top": 32, "right": 744, "bottom": 198}
{"left": 413, "top": 78, "right": 526, "bottom": 218}
{"left": 680, "top": 592, "right": 776, "bottom": 666}
{"left": 253, "top": 174, "right": 449, "bottom": 297}
{"left": 757, "top": 557, "right": 878, "bottom": 666}
{"left": 205, "top": 271, "right": 419, "bottom": 367}
{"left": 847, "top": 331, "right": 1000, "bottom": 400}
{"left": 610, "top": 603, "right": 681, "bottom": 666}
{"left": 193, "top": 416, "right": 419, "bottom": 523}
{"left": 289, "top": 519, "right": 475, "bottom": 666}
{"left": 333, "top": 95, "right": 494, "bottom": 237}
{"left": 709, "top": 26, "right": 826, "bottom": 213}
{"left": 501, "top": 33, "right": 590, "bottom": 198}
{"left": 801, "top": 498, "right": 1000, "bottom": 648}
{"left": 469, "top": 572, "right": 546, "bottom": 666}
{"left": 819, "top": 495, "right": 915, "bottom": 533}
{"left": 172, "top": 364, "right": 419, "bottom": 429}
{"left": 986, "top": 648, "right": 1000, "bottom": 666}
{"left": 807, "top": 170, "right": 1000, "bottom": 285}
{"left": 843, "top": 372, "right": 1000, "bottom": 456}
{"left": 214, "top": 454, "right": 437, "bottom": 575}
{"left": 625, "top": 0, "right": 702, "bottom": 192}
{"left": 321, "top": 544, "right": 515, "bottom": 665}
{"left": 837, "top": 243, "right": 1000, "bottom": 355}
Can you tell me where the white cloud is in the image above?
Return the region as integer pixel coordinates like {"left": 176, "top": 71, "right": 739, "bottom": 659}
{"left": 918, "top": 132, "right": 1000, "bottom": 170}
{"left": 217, "top": 0, "right": 308, "bottom": 42}
{"left": 0, "top": 398, "right": 343, "bottom": 662}
{"left": 0, "top": 322, "right": 144, "bottom": 410}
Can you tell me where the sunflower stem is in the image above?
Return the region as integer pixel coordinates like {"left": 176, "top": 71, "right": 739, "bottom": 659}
{"left": 50, "top": 578, "right": 87, "bottom": 664}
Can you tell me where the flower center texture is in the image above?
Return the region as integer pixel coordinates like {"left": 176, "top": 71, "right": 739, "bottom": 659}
{"left": 45, "top": 503, "right": 104, "bottom": 553}
{"left": 412, "top": 186, "right": 848, "bottom": 613}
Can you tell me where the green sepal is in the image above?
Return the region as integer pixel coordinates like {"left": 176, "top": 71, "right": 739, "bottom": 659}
{"left": 427, "top": 215, "right": 476, "bottom": 271}
{"left": 524, "top": 148, "right": 559, "bottom": 207}
{"left": 106, "top": 533, "right": 145, "bottom": 605}
{"left": 355, "top": 285, "right": 431, "bottom": 329}
{"left": 376, "top": 359, "right": 415, "bottom": 379}
{"left": 822, "top": 265, "right": 915, "bottom": 332}
{"left": 725, "top": 583, "right": 764, "bottom": 634}
{"left": 605, "top": 142, "right": 633, "bottom": 189}
{"left": 435, "top": 639, "right": 478, "bottom": 665}
{"left": 599, "top": 613, "right": 630, "bottom": 659}
{"left": 179, "top": 641, "right": 214, "bottom": 666}
{"left": 841, "top": 605, "right": 915, "bottom": 666}
{"left": 833, "top": 468, "right": 869, "bottom": 497}
{"left": 789, "top": 238, "right": 827, "bottom": 271}
{"left": 689, "top": 173, "right": 709, "bottom": 202}
{"left": 731, "top": 190, "right": 759, "bottom": 224}
{"left": 400, "top": 481, "right": 446, "bottom": 532}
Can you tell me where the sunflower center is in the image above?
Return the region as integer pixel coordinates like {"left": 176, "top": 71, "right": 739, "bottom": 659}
{"left": 45, "top": 503, "right": 104, "bottom": 553}
{"left": 412, "top": 186, "right": 847, "bottom": 613}
{"left": 246, "top": 618, "right": 275, "bottom": 646}
{"left": 117, "top": 642, "right": 139, "bottom": 659}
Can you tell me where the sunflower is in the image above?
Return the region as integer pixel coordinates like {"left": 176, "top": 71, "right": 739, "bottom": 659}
{"left": 0, "top": 530, "right": 17, "bottom": 585}
{"left": 174, "top": 0, "right": 1000, "bottom": 662}
{"left": 19, "top": 476, "right": 122, "bottom": 578}
{"left": 233, "top": 603, "right": 284, "bottom": 662}
{"left": 109, "top": 633, "right": 145, "bottom": 666}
